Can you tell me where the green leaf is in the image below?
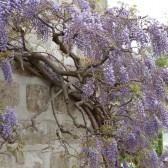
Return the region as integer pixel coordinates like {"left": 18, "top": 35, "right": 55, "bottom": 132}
{"left": 130, "top": 83, "right": 142, "bottom": 96}
{"left": 7, "top": 146, "right": 14, "bottom": 152}
{"left": 155, "top": 56, "right": 168, "bottom": 67}
{"left": 0, "top": 50, "right": 11, "bottom": 59}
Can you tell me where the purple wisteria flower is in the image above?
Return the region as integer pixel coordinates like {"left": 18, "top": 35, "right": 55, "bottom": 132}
{"left": 119, "top": 65, "right": 129, "bottom": 83}
{"left": 155, "top": 77, "right": 165, "bottom": 99}
{"left": 1, "top": 124, "right": 12, "bottom": 139}
{"left": 81, "top": 147, "right": 98, "bottom": 168}
{"left": 107, "top": 140, "right": 118, "bottom": 166}
{"left": 82, "top": 78, "right": 95, "bottom": 100}
{"left": 144, "top": 56, "right": 155, "bottom": 69}
{"left": 90, "top": 150, "right": 98, "bottom": 168}
{"left": 78, "top": 0, "right": 90, "bottom": 12}
{"left": 141, "top": 149, "right": 159, "bottom": 168}
{"left": 1, "top": 59, "right": 13, "bottom": 83}
{"left": 0, "top": 50, "right": 14, "bottom": 83}
{"left": 102, "top": 63, "right": 115, "bottom": 86}
{"left": 159, "top": 106, "right": 168, "bottom": 128}
{"left": 162, "top": 69, "right": 168, "bottom": 85}
{"left": 149, "top": 21, "right": 168, "bottom": 56}
{"left": 0, "top": 17, "right": 8, "bottom": 51}
{"left": 0, "top": 106, "right": 17, "bottom": 140}
{"left": 4, "top": 106, "right": 17, "bottom": 125}
{"left": 145, "top": 116, "right": 159, "bottom": 137}
{"left": 125, "top": 133, "right": 137, "bottom": 151}
{"left": 24, "top": 0, "right": 41, "bottom": 19}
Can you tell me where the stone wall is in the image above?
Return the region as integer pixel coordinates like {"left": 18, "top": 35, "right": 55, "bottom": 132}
{"left": 0, "top": 1, "right": 108, "bottom": 167}
{"left": 0, "top": 67, "right": 84, "bottom": 168}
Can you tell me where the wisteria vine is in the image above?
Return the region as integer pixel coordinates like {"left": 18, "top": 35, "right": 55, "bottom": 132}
{"left": 1, "top": 0, "right": 168, "bottom": 167}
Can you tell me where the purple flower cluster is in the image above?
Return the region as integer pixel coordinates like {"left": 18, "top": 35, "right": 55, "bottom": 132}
{"left": 144, "top": 116, "right": 159, "bottom": 137}
{"left": 78, "top": 0, "right": 90, "bottom": 12}
{"left": 1, "top": 59, "right": 13, "bottom": 83}
{"left": 125, "top": 133, "right": 137, "bottom": 150}
{"left": 141, "top": 149, "right": 159, "bottom": 168}
{"left": 162, "top": 69, "right": 168, "bottom": 85}
{"left": 155, "top": 77, "right": 165, "bottom": 99}
{"left": 116, "top": 126, "right": 127, "bottom": 139}
{"left": 130, "top": 23, "right": 147, "bottom": 48}
{"left": 134, "top": 100, "right": 145, "bottom": 119}
{"left": 107, "top": 7, "right": 130, "bottom": 18}
{"left": 0, "top": 17, "right": 8, "bottom": 51}
{"left": 97, "top": 90, "right": 107, "bottom": 106}
{"left": 0, "top": 0, "right": 20, "bottom": 15}
{"left": 64, "top": 9, "right": 107, "bottom": 59}
{"left": 149, "top": 21, "right": 168, "bottom": 56}
{"left": 24, "top": 0, "right": 41, "bottom": 19}
{"left": 34, "top": 19, "right": 50, "bottom": 41}
{"left": 145, "top": 93, "right": 159, "bottom": 112}
{"left": 136, "top": 134, "right": 150, "bottom": 149}
{"left": 144, "top": 56, "right": 155, "bottom": 69}
{"left": 102, "top": 63, "right": 115, "bottom": 86}
{"left": 90, "top": 150, "right": 98, "bottom": 168}
{"left": 82, "top": 79, "right": 95, "bottom": 100}
{"left": 0, "top": 0, "right": 49, "bottom": 42}
{"left": 81, "top": 147, "right": 98, "bottom": 168}
{"left": 96, "top": 139, "right": 105, "bottom": 155}
{"left": 107, "top": 140, "right": 118, "bottom": 166}
{"left": 159, "top": 106, "right": 168, "bottom": 128}
{"left": 0, "top": 106, "right": 17, "bottom": 141}
{"left": 118, "top": 65, "right": 129, "bottom": 83}
{"left": 46, "top": 0, "right": 62, "bottom": 15}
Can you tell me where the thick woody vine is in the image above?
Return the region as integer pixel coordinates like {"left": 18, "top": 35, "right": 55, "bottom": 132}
{"left": 1, "top": 0, "right": 168, "bottom": 167}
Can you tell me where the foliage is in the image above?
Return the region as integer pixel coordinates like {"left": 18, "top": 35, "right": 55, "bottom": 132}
{"left": 152, "top": 130, "right": 163, "bottom": 157}
{"left": 155, "top": 56, "right": 168, "bottom": 68}
{"left": 0, "top": 0, "right": 168, "bottom": 167}
{"left": 6, "top": 143, "right": 24, "bottom": 162}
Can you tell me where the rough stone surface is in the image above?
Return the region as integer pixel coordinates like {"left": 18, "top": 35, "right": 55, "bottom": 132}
{"left": 0, "top": 81, "right": 19, "bottom": 109}
{"left": 54, "top": 93, "right": 76, "bottom": 114}
{"left": 50, "top": 153, "right": 80, "bottom": 168}
{"left": 61, "top": 121, "right": 81, "bottom": 144}
{"left": 21, "top": 121, "right": 57, "bottom": 145}
{"left": 12, "top": 62, "right": 33, "bottom": 77}
{"left": 33, "top": 162, "right": 42, "bottom": 168}
{"left": 50, "top": 153, "right": 70, "bottom": 168}
{"left": 17, "top": 152, "right": 42, "bottom": 168}
{"left": 0, "top": 154, "right": 9, "bottom": 168}
{"left": 26, "top": 84, "right": 49, "bottom": 113}
{"left": 16, "top": 154, "right": 25, "bottom": 164}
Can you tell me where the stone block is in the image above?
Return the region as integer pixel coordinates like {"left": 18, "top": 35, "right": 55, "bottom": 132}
{"left": 33, "top": 162, "right": 42, "bottom": 168}
{"left": 0, "top": 154, "right": 10, "bottom": 168}
{"left": 50, "top": 153, "right": 70, "bottom": 168}
{"left": 54, "top": 93, "right": 76, "bottom": 114}
{"left": 13, "top": 61, "right": 33, "bottom": 77}
{"left": 61, "top": 121, "right": 85, "bottom": 144}
{"left": 20, "top": 121, "right": 57, "bottom": 145}
{"left": 50, "top": 153, "right": 80, "bottom": 168}
{"left": 16, "top": 154, "right": 25, "bottom": 164}
{"left": 26, "top": 84, "right": 49, "bottom": 113}
{"left": 0, "top": 81, "right": 19, "bottom": 109}
{"left": 16, "top": 152, "right": 42, "bottom": 168}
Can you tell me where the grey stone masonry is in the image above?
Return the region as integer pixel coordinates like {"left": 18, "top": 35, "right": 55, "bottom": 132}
{"left": 0, "top": 71, "right": 83, "bottom": 168}
{"left": 0, "top": 1, "right": 108, "bottom": 167}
